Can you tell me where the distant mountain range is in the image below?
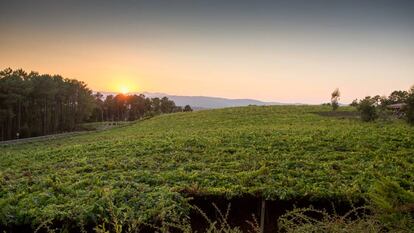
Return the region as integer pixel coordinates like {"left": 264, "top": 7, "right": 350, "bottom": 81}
{"left": 98, "top": 92, "right": 285, "bottom": 109}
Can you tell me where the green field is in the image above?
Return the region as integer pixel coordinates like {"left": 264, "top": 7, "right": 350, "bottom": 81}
{"left": 1, "top": 105, "right": 413, "bottom": 231}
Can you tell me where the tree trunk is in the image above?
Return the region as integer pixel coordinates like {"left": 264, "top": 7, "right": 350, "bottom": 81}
{"left": 17, "top": 100, "right": 21, "bottom": 133}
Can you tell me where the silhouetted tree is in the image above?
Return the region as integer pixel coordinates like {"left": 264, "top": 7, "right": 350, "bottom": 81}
{"left": 90, "top": 93, "right": 182, "bottom": 122}
{"left": 183, "top": 105, "right": 193, "bottom": 112}
{"left": 91, "top": 92, "right": 104, "bottom": 122}
{"left": 0, "top": 68, "right": 197, "bottom": 141}
{"left": 0, "top": 68, "right": 95, "bottom": 140}
{"left": 160, "top": 97, "right": 176, "bottom": 113}
{"left": 386, "top": 90, "right": 409, "bottom": 105}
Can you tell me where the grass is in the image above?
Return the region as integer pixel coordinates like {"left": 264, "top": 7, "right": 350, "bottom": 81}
{"left": 0, "top": 105, "right": 413, "bottom": 231}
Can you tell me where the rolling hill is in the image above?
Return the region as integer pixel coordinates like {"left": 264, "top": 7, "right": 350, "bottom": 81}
{"left": 1, "top": 105, "right": 413, "bottom": 232}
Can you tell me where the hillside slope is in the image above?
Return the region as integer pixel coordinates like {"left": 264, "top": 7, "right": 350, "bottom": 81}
{"left": 1, "top": 105, "right": 413, "bottom": 230}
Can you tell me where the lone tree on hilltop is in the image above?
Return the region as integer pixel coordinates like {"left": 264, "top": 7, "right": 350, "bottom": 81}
{"left": 183, "top": 105, "right": 193, "bottom": 112}
{"left": 331, "top": 88, "right": 340, "bottom": 111}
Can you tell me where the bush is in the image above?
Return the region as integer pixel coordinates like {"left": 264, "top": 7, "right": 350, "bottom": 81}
{"left": 183, "top": 105, "right": 193, "bottom": 112}
{"left": 357, "top": 97, "right": 378, "bottom": 122}
{"left": 278, "top": 180, "right": 414, "bottom": 233}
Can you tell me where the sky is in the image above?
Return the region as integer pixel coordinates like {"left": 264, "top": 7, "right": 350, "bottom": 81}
{"left": 0, "top": 0, "right": 413, "bottom": 104}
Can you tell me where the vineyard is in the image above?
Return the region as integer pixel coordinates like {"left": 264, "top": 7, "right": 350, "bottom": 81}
{"left": 1, "top": 105, "right": 413, "bottom": 232}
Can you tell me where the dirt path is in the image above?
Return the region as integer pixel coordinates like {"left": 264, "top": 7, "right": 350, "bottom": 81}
{"left": 0, "top": 131, "right": 90, "bottom": 145}
{"left": 0, "top": 122, "right": 135, "bottom": 146}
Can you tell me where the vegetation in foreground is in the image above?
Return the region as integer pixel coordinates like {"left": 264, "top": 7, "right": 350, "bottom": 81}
{"left": 1, "top": 105, "right": 413, "bottom": 232}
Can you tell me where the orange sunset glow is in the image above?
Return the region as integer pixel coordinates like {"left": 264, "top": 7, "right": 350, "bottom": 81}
{"left": 0, "top": 1, "right": 413, "bottom": 104}
{"left": 119, "top": 86, "right": 130, "bottom": 95}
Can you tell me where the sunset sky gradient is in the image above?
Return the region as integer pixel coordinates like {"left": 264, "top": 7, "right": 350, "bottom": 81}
{"left": 1, "top": 0, "right": 413, "bottom": 103}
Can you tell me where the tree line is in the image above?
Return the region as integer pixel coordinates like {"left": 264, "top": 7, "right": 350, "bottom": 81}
{"left": 351, "top": 87, "right": 414, "bottom": 124}
{"left": 328, "top": 86, "right": 414, "bottom": 124}
{"left": 0, "top": 68, "right": 192, "bottom": 141}
{"left": 89, "top": 93, "right": 192, "bottom": 122}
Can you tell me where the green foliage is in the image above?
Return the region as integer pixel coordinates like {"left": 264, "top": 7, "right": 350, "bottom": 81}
{"left": 0, "top": 68, "right": 95, "bottom": 140}
{"left": 278, "top": 179, "right": 414, "bottom": 233}
{"left": 1, "top": 105, "right": 413, "bottom": 231}
{"left": 357, "top": 97, "right": 378, "bottom": 122}
{"left": 369, "top": 179, "right": 414, "bottom": 213}
{"left": 353, "top": 86, "right": 414, "bottom": 124}
{"left": 385, "top": 90, "right": 409, "bottom": 105}
{"left": 0, "top": 68, "right": 190, "bottom": 141}
{"left": 368, "top": 179, "right": 414, "bottom": 231}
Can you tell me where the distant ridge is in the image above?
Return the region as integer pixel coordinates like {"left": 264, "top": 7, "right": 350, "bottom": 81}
{"left": 97, "top": 92, "right": 285, "bottom": 109}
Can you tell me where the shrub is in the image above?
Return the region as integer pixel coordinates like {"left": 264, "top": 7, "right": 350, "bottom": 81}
{"left": 183, "top": 105, "right": 193, "bottom": 112}
{"left": 357, "top": 97, "right": 378, "bottom": 122}
{"left": 278, "top": 180, "right": 414, "bottom": 233}
{"left": 278, "top": 206, "right": 382, "bottom": 233}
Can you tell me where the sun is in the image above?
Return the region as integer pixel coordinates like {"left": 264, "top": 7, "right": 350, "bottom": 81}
{"left": 119, "top": 86, "right": 129, "bottom": 94}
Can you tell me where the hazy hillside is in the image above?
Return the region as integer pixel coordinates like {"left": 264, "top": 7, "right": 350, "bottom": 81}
{"left": 99, "top": 91, "right": 283, "bottom": 109}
